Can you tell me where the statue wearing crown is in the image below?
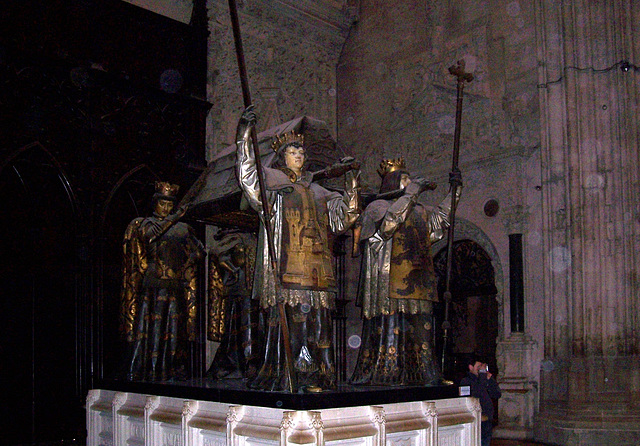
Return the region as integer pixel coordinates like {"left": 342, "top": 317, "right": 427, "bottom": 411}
{"left": 235, "top": 106, "right": 360, "bottom": 392}
{"left": 350, "top": 159, "right": 462, "bottom": 386}
{"left": 119, "top": 181, "right": 204, "bottom": 381}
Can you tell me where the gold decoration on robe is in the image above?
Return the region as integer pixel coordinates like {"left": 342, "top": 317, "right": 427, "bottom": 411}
{"left": 280, "top": 183, "right": 336, "bottom": 291}
{"left": 207, "top": 254, "right": 226, "bottom": 342}
{"left": 389, "top": 205, "right": 438, "bottom": 301}
{"left": 120, "top": 217, "right": 145, "bottom": 342}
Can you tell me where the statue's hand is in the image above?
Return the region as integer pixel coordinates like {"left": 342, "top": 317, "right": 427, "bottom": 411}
{"left": 406, "top": 177, "right": 437, "bottom": 195}
{"left": 240, "top": 104, "right": 257, "bottom": 127}
{"left": 345, "top": 168, "right": 361, "bottom": 191}
{"left": 340, "top": 156, "right": 355, "bottom": 164}
{"left": 340, "top": 156, "right": 360, "bottom": 170}
{"left": 174, "top": 204, "right": 189, "bottom": 219}
{"left": 449, "top": 169, "right": 463, "bottom": 188}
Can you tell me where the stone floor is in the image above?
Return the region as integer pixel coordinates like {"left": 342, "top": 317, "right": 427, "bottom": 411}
{"left": 493, "top": 440, "right": 550, "bottom": 445}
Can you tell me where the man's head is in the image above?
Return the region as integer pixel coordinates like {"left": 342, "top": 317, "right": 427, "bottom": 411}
{"left": 153, "top": 198, "right": 174, "bottom": 218}
{"left": 271, "top": 131, "right": 306, "bottom": 176}
{"left": 379, "top": 168, "right": 411, "bottom": 194}
{"left": 377, "top": 158, "right": 411, "bottom": 194}
{"left": 466, "top": 354, "right": 487, "bottom": 376}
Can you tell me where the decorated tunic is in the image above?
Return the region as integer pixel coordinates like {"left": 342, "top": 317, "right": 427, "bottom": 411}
{"left": 350, "top": 181, "right": 459, "bottom": 386}
{"left": 358, "top": 187, "right": 455, "bottom": 318}
{"left": 236, "top": 127, "right": 359, "bottom": 309}
{"left": 120, "top": 213, "right": 204, "bottom": 381}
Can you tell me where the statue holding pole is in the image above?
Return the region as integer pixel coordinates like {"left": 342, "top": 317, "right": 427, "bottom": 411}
{"left": 235, "top": 107, "right": 361, "bottom": 392}
{"left": 119, "top": 182, "right": 204, "bottom": 382}
{"left": 350, "top": 161, "right": 461, "bottom": 386}
{"left": 227, "top": 0, "right": 360, "bottom": 392}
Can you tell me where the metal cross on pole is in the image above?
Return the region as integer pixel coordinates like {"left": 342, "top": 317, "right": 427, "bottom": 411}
{"left": 441, "top": 60, "right": 473, "bottom": 374}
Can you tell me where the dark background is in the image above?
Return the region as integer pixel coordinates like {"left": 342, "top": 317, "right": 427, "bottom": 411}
{"left": 0, "top": 1, "right": 209, "bottom": 443}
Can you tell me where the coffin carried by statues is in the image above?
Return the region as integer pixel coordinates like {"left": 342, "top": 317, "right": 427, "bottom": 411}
{"left": 182, "top": 116, "right": 346, "bottom": 230}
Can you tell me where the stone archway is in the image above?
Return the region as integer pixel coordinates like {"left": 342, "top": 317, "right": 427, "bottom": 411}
{"left": 433, "top": 239, "right": 499, "bottom": 380}
{"left": 430, "top": 219, "right": 503, "bottom": 383}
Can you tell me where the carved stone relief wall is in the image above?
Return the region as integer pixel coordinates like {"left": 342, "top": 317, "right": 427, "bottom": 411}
{"left": 206, "top": 0, "right": 356, "bottom": 158}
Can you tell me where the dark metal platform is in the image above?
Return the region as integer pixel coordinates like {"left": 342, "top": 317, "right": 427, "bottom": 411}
{"left": 98, "top": 378, "right": 461, "bottom": 411}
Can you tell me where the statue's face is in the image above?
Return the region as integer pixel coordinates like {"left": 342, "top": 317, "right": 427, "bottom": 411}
{"left": 400, "top": 173, "right": 411, "bottom": 189}
{"left": 231, "top": 244, "right": 245, "bottom": 267}
{"left": 283, "top": 144, "right": 305, "bottom": 172}
{"left": 154, "top": 198, "right": 174, "bottom": 218}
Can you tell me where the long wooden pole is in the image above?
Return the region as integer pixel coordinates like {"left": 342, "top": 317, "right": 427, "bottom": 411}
{"left": 228, "top": 0, "right": 295, "bottom": 392}
{"left": 441, "top": 60, "right": 473, "bottom": 373}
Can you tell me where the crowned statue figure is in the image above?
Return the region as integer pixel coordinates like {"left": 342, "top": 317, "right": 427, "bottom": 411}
{"left": 119, "top": 181, "right": 204, "bottom": 381}
{"left": 235, "top": 106, "right": 360, "bottom": 392}
{"left": 350, "top": 158, "right": 462, "bottom": 386}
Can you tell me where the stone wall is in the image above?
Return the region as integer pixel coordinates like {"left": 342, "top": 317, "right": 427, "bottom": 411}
{"left": 204, "top": 0, "right": 640, "bottom": 443}
{"left": 337, "top": 1, "right": 542, "bottom": 437}
{"left": 206, "top": 0, "right": 355, "bottom": 157}
{"left": 534, "top": 1, "right": 640, "bottom": 444}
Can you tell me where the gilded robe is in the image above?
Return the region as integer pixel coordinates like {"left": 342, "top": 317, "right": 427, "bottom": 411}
{"left": 120, "top": 213, "right": 203, "bottom": 381}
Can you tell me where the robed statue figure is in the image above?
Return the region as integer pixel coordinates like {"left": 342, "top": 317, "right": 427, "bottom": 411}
{"left": 206, "top": 232, "right": 263, "bottom": 381}
{"left": 350, "top": 159, "right": 461, "bottom": 386}
{"left": 119, "top": 181, "right": 204, "bottom": 381}
{"left": 236, "top": 106, "right": 360, "bottom": 392}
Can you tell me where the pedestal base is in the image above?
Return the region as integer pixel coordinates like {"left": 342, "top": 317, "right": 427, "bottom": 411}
{"left": 86, "top": 380, "right": 481, "bottom": 446}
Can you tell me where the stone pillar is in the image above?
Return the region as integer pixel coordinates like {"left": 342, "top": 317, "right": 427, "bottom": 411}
{"left": 534, "top": 0, "right": 640, "bottom": 443}
{"left": 496, "top": 201, "right": 539, "bottom": 440}
{"left": 495, "top": 334, "right": 538, "bottom": 440}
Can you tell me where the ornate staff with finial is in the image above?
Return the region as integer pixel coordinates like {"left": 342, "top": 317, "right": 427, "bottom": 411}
{"left": 441, "top": 60, "right": 473, "bottom": 373}
{"left": 227, "top": 0, "right": 295, "bottom": 392}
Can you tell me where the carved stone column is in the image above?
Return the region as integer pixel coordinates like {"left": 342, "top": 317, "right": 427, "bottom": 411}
{"left": 495, "top": 334, "right": 538, "bottom": 439}
{"left": 534, "top": 0, "right": 640, "bottom": 443}
{"left": 494, "top": 168, "right": 540, "bottom": 441}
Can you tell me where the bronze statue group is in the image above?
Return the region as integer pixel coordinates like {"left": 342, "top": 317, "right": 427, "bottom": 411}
{"left": 112, "top": 3, "right": 496, "bottom": 437}
{"left": 117, "top": 106, "right": 463, "bottom": 394}
{"left": 115, "top": 0, "right": 477, "bottom": 395}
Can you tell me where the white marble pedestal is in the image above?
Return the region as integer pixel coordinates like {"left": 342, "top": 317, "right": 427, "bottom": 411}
{"left": 87, "top": 388, "right": 479, "bottom": 446}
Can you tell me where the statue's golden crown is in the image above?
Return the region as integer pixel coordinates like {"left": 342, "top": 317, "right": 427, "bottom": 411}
{"left": 271, "top": 131, "right": 304, "bottom": 153}
{"left": 155, "top": 181, "right": 180, "bottom": 198}
{"left": 377, "top": 158, "right": 406, "bottom": 178}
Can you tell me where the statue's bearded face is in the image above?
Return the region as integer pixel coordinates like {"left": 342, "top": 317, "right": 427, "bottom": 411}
{"left": 283, "top": 144, "right": 305, "bottom": 172}
{"left": 154, "top": 198, "right": 174, "bottom": 218}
